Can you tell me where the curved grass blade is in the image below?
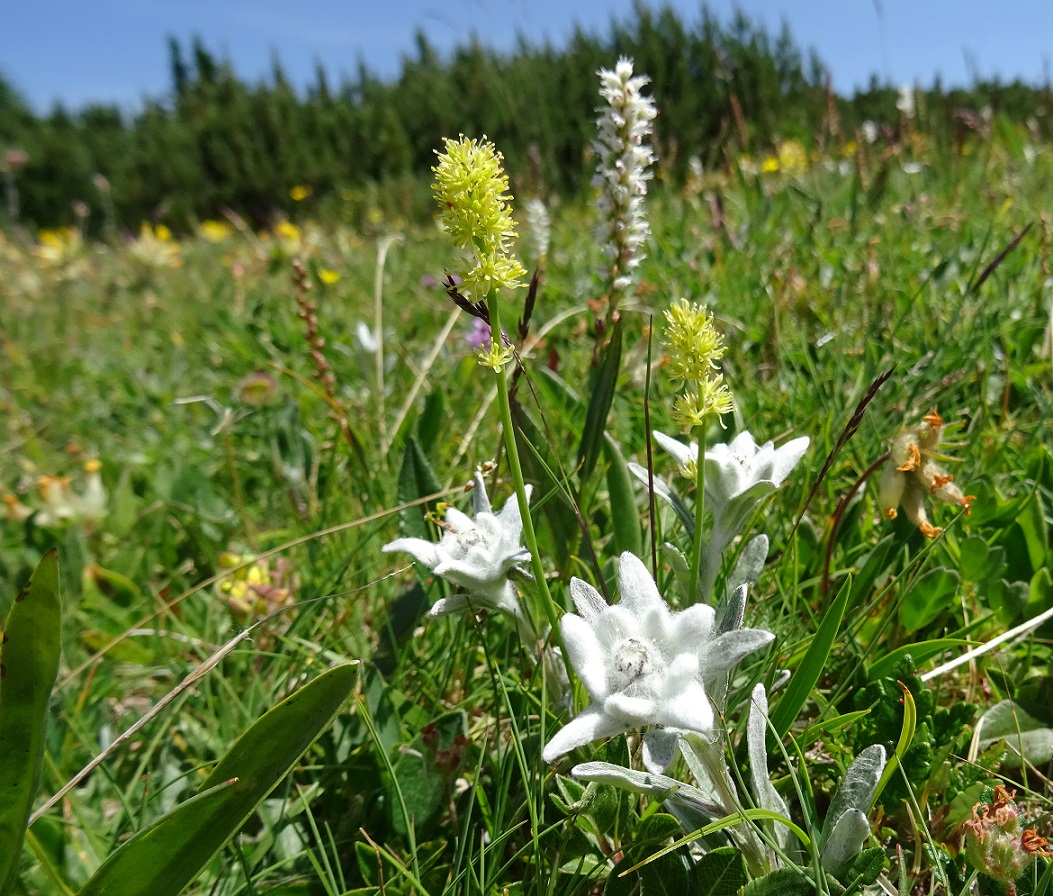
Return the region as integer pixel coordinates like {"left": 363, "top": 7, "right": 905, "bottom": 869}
{"left": 577, "top": 317, "right": 622, "bottom": 482}
{"left": 768, "top": 574, "right": 852, "bottom": 745}
{"left": 603, "top": 433, "right": 642, "bottom": 558}
{"left": 0, "top": 550, "right": 62, "bottom": 896}
{"left": 77, "top": 662, "right": 358, "bottom": 896}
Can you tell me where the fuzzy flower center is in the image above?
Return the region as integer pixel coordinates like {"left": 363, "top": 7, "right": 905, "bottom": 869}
{"left": 608, "top": 636, "right": 665, "bottom": 693}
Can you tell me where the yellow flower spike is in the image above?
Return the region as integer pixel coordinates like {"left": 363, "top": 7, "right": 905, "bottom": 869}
{"left": 432, "top": 135, "right": 525, "bottom": 299}
{"left": 662, "top": 299, "right": 727, "bottom": 386}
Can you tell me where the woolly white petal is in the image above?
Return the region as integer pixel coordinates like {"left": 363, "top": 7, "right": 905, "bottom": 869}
{"left": 569, "top": 577, "right": 608, "bottom": 621}
{"left": 542, "top": 705, "right": 628, "bottom": 763}
{"left": 616, "top": 552, "right": 663, "bottom": 616}
{"left": 382, "top": 537, "right": 440, "bottom": 569}
{"left": 561, "top": 614, "right": 610, "bottom": 700}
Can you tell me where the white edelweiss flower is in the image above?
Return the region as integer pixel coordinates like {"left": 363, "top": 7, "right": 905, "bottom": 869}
{"left": 542, "top": 552, "right": 773, "bottom": 766}
{"left": 651, "top": 429, "right": 809, "bottom": 599}
{"left": 703, "top": 430, "right": 810, "bottom": 510}
{"left": 383, "top": 472, "right": 531, "bottom": 619}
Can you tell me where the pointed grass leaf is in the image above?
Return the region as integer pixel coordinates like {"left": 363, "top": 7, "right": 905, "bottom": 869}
{"left": 866, "top": 638, "right": 975, "bottom": 682}
{"left": 603, "top": 434, "right": 642, "bottom": 558}
{"left": 768, "top": 574, "right": 852, "bottom": 745}
{"left": 76, "top": 663, "right": 358, "bottom": 896}
{"left": 577, "top": 318, "right": 622, "bottom": 482}
{"left": 0, "top": 551, "right": 62, "bottom": 896}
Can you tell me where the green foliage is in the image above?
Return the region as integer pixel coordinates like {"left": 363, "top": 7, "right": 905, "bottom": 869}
{"left": 3, "top": 5, "right": 1051, "bottom": 232}
{"left": 0, "top": 552, "right": 61, "bottom": 895}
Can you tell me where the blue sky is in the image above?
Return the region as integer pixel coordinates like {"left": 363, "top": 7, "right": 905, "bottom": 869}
{"left": 5, "top": 0, "right": 1052, "bottom": 113}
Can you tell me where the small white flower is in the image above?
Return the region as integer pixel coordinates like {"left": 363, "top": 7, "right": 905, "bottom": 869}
{"left": 652, "top": 429, "right": 809, "bottom": 598}
{"left": 542, "top": 552, "right": 773, "bottom": 764}
{"left": 354, "top": 321, "right": 378, "bottom": 353}
{"left": 383, "top": 472, "right": 531, "bottom": 619}
{"left": 653, "top": 429, "right": 809, "bottom": 512}
{"left": 896, "top": 84, "right": 916, "bottom": 118}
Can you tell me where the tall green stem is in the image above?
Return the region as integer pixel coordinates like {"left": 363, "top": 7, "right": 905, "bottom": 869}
{"left": 689, "top": 430, "right": 707, "bottom": 602}
{"left": 487, "top": 294, "right": 561, "bottom": 637}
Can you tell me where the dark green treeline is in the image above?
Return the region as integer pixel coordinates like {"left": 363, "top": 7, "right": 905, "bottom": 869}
{"left": 1, "top": 3, "right": 1051, "bottom": 232}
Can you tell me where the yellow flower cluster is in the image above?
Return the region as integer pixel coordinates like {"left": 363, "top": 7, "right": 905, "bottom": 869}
{"left": 432, "top": 135, "right": 526, "bottom": 301}
{"left": 662, "top": 299, "right": 734, "bottom": 433}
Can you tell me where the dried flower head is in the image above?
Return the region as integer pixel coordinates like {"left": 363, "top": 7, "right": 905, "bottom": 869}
{"left": 963, "top": 786, "right": 1052, "bottom": 884}
{"left": 877, "top": 409, "right": 974, "bottom": 538}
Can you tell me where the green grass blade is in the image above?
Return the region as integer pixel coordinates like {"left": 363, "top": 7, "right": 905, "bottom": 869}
{"left": 768, "top": 574, "right": 852, "bottom": 744}
{"left": 76, "top": 662, "right": 358, "bottom": 896}
{"left": 576, "top": 317, "right": 622, "bottom": 482}
{"left": 603, "top": 433, "right": 642, "bottom": 558}
{"left": 0, "top": 550, "right": 62, "bottom": 896}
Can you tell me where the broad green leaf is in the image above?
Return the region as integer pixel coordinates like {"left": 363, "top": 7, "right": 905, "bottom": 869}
{"left": 396, "top": 436, "right": 443, "bottom": 541}
{"left": 956, "top": 535, "right": 990, "bottom": 583}
{"left": 975, "top": 698, "right": 1053, "bottom": 768}
{"left": 695, "top": 847, "right": 747, "bottom": 896}
{"left": 77, "top": 663, "right": 358, "bottom": 896}
{"left": 603, "top": 434, "right": 642, "bottom": 558}
{"left": 1016, "top": 490, "right": 1049, "bottom": 574}
{"left": 577, "top": 317, "right": 622, "bottom": 482}
{"left": 416, "top": 388, "right": 445, "bottom": 451}
{"left": 389, "top": 710, "right": 466, "bottom": 836}
{"left": 900, "top": 568, "right": 960, "bottom": 634}
{"left": 739, "top": 867, "right": 816, "bottom": 896}
{"left": 768, "top": 574, "right": 852, "bottom": 743}
{"left": 0, "top": 551, "right": 62, "bottom": 896}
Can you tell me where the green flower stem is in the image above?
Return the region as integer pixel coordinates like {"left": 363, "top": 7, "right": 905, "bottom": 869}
{"left": 689, "top": 428, "right": 707, "bottom": 601}
{"left": 487, "top": 293, "right": 562, "bottom": 638}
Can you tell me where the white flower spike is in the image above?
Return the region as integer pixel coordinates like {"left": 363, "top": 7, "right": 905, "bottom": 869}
{"left": 383, "top": 472, "right": 531, "bottom": 619}
{"left": 542, "top": 552, "right": 773, "bottom": 765}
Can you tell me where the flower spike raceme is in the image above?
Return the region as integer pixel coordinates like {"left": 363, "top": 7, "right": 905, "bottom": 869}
{"left": 877, "top": 408, "right": 974, "bottom": 537}
{"left": 542, "top": 552, "right": 773, "bottom": 770}
{"left": 431, "top": 134, "right": 559, "bottom": 633}
{"left": 657, "top": 299, "right": 738, "bottom": 600}
{"left": 383, "top": 472, "right": 532, "bottom": 628}
{"left": 593, "top": 57, "right": 657, "bottom": 318}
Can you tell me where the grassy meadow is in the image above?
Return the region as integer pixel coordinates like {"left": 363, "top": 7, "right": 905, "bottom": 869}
{"left": 1, "top": 117, "right": 1053, "bottom": 896}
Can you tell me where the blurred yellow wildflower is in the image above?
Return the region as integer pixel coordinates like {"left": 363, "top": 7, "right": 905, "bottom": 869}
{"left": 216, "top": 552, "right": 298, "bottom": 622}
{"left": 290, "top": 185, "right": 311, "bottom": 201}
{"left": 198, "top": 219, "right": 233, "bottom": 242}
{"left": 318, "top": 268, "right": 340, "bottom": 285}
{"left": 130, "top": 223, "right": 181, "bottom": 270}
